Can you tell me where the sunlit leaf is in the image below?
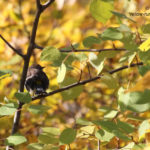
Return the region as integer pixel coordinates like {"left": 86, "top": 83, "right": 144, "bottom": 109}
{"left": 90, "top": 0, "right": 114, "bottom": 23}
{"left": 95, "top": 129, "right": 114, "bottom": 142}
{"left": 5, "top": 134, "right": 27, "bottom": 146}
{"left": 57, "top": 63, "right": 66, "bottom": 83}
{"left": 40, "top": 46, "right": 61, "bottom": 62}
{"left": 139, "top": 37, "right": 150, "bottom": 51}
{"left": 138, "top": 120, "right": 150, "bottom": 138}
{"left": 0, "top": 103, "right": 17, "bottom": 116}
{"left": 101, "top": 28, "right": 123, "bottom": 40}
{"left": 42, "top": 127, "right": 60, "bottom": 136}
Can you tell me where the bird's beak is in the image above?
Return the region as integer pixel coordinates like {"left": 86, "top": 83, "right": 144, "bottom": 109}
{"left": 42, "top": 67, "right": 45, "bottom": 69}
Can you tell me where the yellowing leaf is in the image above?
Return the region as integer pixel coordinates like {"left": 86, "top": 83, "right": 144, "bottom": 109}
{"left": 128, "top": 71, "right": 150, "bottom": 92}
{"left": 139, "top": 37, "right": 150, "bottom": 51}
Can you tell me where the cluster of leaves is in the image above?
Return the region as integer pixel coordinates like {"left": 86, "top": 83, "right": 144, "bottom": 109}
{"left": 1, "top": 0, "right": 150, "bottom": 149}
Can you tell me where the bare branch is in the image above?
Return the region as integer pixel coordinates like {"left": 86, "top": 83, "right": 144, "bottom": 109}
{"left": 0, "top": 35, "right": 25, "bottom": 58}
{"left": 36, "top": 0, "right": 42, "bottom": 10}
{"left": 32, "top": 62, "right": 143, "bottom": 101}
{"left": 10, "top": 0, "right": 54, "bottom": 140}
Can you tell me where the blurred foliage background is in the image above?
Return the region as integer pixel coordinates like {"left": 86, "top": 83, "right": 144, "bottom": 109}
{"left": 1, "top": 0, "right": 150, "bottom": 149}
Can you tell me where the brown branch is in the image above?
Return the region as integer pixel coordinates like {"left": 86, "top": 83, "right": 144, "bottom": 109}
{"left": 0, "top": 34, "right": 25, "bottom": 58}
{"left": 7, "top": 1, "right": 55, "bottom": 150}
{"left": 42, "top": 0, "right": 55, "bottom": 10}
{"left": 32, "top": 62, "right": 143, "bottom": 101}
{"left": 34, "top": 44, "right": 126, "bottom": 52}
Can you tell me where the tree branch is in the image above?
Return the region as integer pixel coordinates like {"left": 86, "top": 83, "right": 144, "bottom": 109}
{"left": 34, "top": 44, "right": 126, "bottom": 53}
{"left": 42, "top": 0, "right": 55, "bottom": 10}
{"left": 0, "top": 34, "right": 25, "bottom": 58}
{"left": 32, "top": 62, "right": 143, "bottom": 100}
{"left": 7, "top": 2, "right": 55, "bottom": 150}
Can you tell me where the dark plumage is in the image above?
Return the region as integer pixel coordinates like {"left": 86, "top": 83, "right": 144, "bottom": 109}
{"left": 25, "top": 64, "right": 49, "bottom": 95}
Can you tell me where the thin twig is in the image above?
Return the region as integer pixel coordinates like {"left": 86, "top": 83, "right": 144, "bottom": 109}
{"left": 78, "top": 69, "right": 83, "bottom": 82}
{"left": 87, "top": 63, "right": 92, "bottom": 78}
{"left": 0, "top": 35, "right": 25, "bottom": 58}
{"left": 98, "top": 140, "right": 100, "bottom": 150}
{"left": 32, "top": 62, "right": 143, "bottom": 100}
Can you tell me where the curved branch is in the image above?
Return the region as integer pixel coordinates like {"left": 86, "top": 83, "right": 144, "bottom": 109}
{"left": 32, "top": 62, "right": 143, "bottom": 101}
{"left": 0, "top": 35, "right": 25, "bottom": 58}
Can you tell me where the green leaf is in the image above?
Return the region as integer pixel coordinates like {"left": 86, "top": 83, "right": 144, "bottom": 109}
{"left": 126, "top": 114, "right": 145, "bottom": 121}
{"left": 5, "top": 134, "right": 27, "bottom": 146}
{"left": 117, "top": 24, "right": 131, "bottom": 32}
{"left": 90, "top": 0, "right": 114, "bottom": 24}
{"left": 76, "top": 118, "right": 93, "bottom": 126}
{"left": 95, "top": 129, "right": 114, "bottom": 142}
{"left": 111, "top": 11, "right": 136, "bottom": 23}
{"left": 117, "top": 120, "right": 135, "bottom": 134}
{"left": 93, "top": 120, "right": 118, "bottom": 132}
{"left": 59, "top": 128, "right": 76, "bottom": 144}
{"left": 118, "top": 88, "right": 150, "bottom": 112}
{"left": 0, "top": 103, "right": 17, "bottom": 116}
{"left": 0, "top": 70, "right": 12, "bottom": 80}
{"left": 42, "top": 127, "right": 60, "bottom": 136}
{"left": 138, "top": 120, "right": 150, "bottom": 137}
{"left": 60, "top": 77, "right": 83, "bottom": 100}
{"left": 80, "top": 125, "right": 95, "bottom": 134}
{"left": 93, "top": 120, "right": 130, "bottom": 141}
{"left": 120, "top": 142, "right": 135, "bottom": 150}
{"left": 38, "top": 133, "right": 59, "bottom": 144}
{"left": 27, "top": 143, "right": 44, "bottom": 150}
{"left": 89, "top": 53, "right": 105, "bottom": 75}
{"left": 141, "top": 24, "right": 150, "bottom": 34}
{"left": 121, "top": 33, "right": 139, "bottom": 51}
{"left": 138, "top": 65, "right": 150, "bottom": 76}
{"left": 101, "top": 28, "right": 123, "bottom": 40}
{"left": 101, "top": 74, "right": 118, "bottom": 89}
{"left": 113, "top": 130, "right": 131, "bottom": 141}
{"left": 76, "top": 53, "right": 88, "bottom": 62}
{"left": 15, "top": 92, "right": 32, "bottom": 103}
{"left": 104, "top": 110, "right": 118, "bottom": 119}
{"left": 119, "top": 51, "right": 136, "bottom": 65}
{"left": 83, "top": 36, "right": 101, "bottom": 47}
{"left": 57, "top": 63, "right": 66, "bottom": 83}
{"left": 139, "top": 51, "right": 150, "bottom": 64}
{"left": 28, "top": 105, "right": 50, "bottom": 114}
{"left": 40, "top": 46, "right": 61, "bottom": 62}
{"left": 132, "top": 143, "right": 146, "bottom": 150}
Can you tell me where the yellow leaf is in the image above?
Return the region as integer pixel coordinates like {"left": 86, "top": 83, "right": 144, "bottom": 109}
{"left": 139, "top": 37, "right": 150, "bottom": 51}
{"left": 128, "top": 71, "right": 150, "bottom": 92}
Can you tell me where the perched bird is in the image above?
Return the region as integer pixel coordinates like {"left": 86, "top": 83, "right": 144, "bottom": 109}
{"left": 25, "top": 64, "right": 49, "bottom": 95}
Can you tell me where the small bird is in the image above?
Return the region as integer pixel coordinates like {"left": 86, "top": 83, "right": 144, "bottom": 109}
{"left": 25, "top": 64, "right": 49, "bottom": 95}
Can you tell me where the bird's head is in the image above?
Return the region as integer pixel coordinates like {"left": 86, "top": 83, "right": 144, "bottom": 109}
{"left": 30, "top": 64, "right": 45, "bottom": 70}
